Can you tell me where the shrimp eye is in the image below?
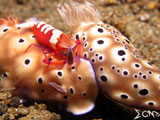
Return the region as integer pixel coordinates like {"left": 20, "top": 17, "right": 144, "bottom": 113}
{"left": 48, "top": 56, "right": 53, "bottom": 61}
{"left": 63, "top": 52, "right": 67, "bottom": 56}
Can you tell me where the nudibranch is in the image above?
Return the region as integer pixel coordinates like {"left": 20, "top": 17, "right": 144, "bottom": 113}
{"left": 57, "top": 0, "right": 160, "bottom": 111}
{"left": 0, "top": 17, "right": 98, "bottom": 115}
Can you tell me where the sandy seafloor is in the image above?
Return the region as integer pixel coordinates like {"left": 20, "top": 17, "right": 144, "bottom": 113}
{"left": 0, "top": 0, "right": 160, "bottom": 120}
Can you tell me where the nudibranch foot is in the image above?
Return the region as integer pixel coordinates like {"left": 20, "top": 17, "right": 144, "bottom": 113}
{"left": 58, "top": 0, "right": 160, "bottom": 112}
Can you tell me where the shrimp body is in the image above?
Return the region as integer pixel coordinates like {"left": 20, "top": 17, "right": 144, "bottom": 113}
{"left": 29, "top": 21, "right": 81, "bottom": 65}
{"left": 31, "top": 21, "right": 73, "bottom": 49}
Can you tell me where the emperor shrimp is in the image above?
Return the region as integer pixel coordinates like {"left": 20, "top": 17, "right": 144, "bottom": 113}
{"left": 23, "top": 20, "right": 82, "bottom": 65}
{"left": 0, "top": 16, "right": 98, "bottom": 115}
{"left": 58, "top": 0, "right": 160, "bottom": 111}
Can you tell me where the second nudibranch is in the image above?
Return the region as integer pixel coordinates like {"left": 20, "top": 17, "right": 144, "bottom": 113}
{"left": 58, "top": 0, "right": 160, "bottom": 110}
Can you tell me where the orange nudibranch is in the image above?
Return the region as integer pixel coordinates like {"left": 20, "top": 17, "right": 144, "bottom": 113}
{"left": 58, "top": 0, "right": 160, "bottom": 111}
{"left": 0, "top": 17, "right": 98, "bottom": 115}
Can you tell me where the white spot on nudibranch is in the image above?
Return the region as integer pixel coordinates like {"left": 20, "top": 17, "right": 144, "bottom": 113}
{"left": 98, "top": 54, "right": 105, "bottom": 62}
{"left": 82, "top": 92, "right": 87, "bottom": 96}
{"left": 132, "top": 83, "right": 139, "bottom": 89}
{"left": 74, "top": 31, "right": 82, "bottom": 40}
{"left": 56, "top": 70, "right": 63, "bottom": 78}
{"left": 90, "top": 26, "right": 108, "bottom": 35}
{"left": 139, "top": 88, "right": 149, "bottom": 96}
{"left": 82, "top": 32, "right": 87, "bottom": 42}
{"left": 91, "top": 57, "right": 96, "bottom": 63}
{"left": 142, "top": 74, "right": 148, "bottom": 80}
{"left": 71, "top": 65, "right": 75, "bottom": 71}
{"left": 145, "top": 101, "right": 155, "bottom": 106}
{"left": 23, "top": 58, "right": 32, "bottom": 66}
{"left": 147, "top": 70, "right": 153, "bottom": 75}
{"left": 75, "top": 34, "right": 79, "bottom": 40}
{"left": 138, "top": 71, "right": 142, "bottom": 75}
{"left": 69, "top": 87, "right": 75, "bottom": 94}
{"left": 112, "top": 47, "right": 129, "bottom": 64}
{"left": 2, "top": 28, "right": 9, "bottom": 32}
{"left": 84, "top": 42, "right": 88, "bottom": 48}
{"left": 83, "top": 52, "right": 88, "bottom": 58}
{"left": 99, "top": 74, "right": 108, "bottom": 82}
{"left": 0, "top": 27, "right": 10, "bottom": 34}
{"left": 17, "top": 38, "right": 26, "bottom": 44}
{"left": 120, "top": 93, "right": 129, "bottom": 99}
{"left": 2, "top": 72, "right": 8, "bottom": 77}
{"left": 116, "top": 68, "right": 121, "bottom": 74}
{"left": 94, "top": 53, "right": 99, "bottom": 57}
{"left": 37, "top": 76, "right": 44, "bottom": 84}
{"left": 78, "top": 75, "right": 82, "bottom": 80}
{"left": 41, "top": 88, "right": 45, "bottom": 93}
{"left": 92, "top": 38, "right": 111, "bottom": 51}
{"left": 115, "top": 38, "right": 120, "bottom": 42}
{"left": 30, "top": 35, "right": 35, "bottom": 40}
{"left": 99, "top": 66, "right": 104, "bottom": 71}
{"left": 133, "top": 74, "right": 138, "bottom": 79}
{"left": 113, "top": 91, "right": 133, "bottom": 101}
{"left": 111, "top": 65, "right": 116, "bottom": 70}
{"left": 133, "top": 63, "right": 141, "bottom": 69}
{"left": 89, "top": 47, "right": 93, "bottom": 52}
{"left": 122, "top": 70, "right": 130, "bottom": 77}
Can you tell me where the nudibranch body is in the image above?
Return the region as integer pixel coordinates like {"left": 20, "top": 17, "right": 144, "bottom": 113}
{"left": 58, "top": 0, "right": 160, "bottom": 110}
{"left": 0, "top": 17, "right": 98, "bottom": 115}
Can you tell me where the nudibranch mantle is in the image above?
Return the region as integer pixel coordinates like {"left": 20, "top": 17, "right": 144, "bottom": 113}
{"left": 0, "top": 17, "right": 98, "bottom": 115}
{"left": 58, "top": 0, "right": 160, "bottom": 111}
